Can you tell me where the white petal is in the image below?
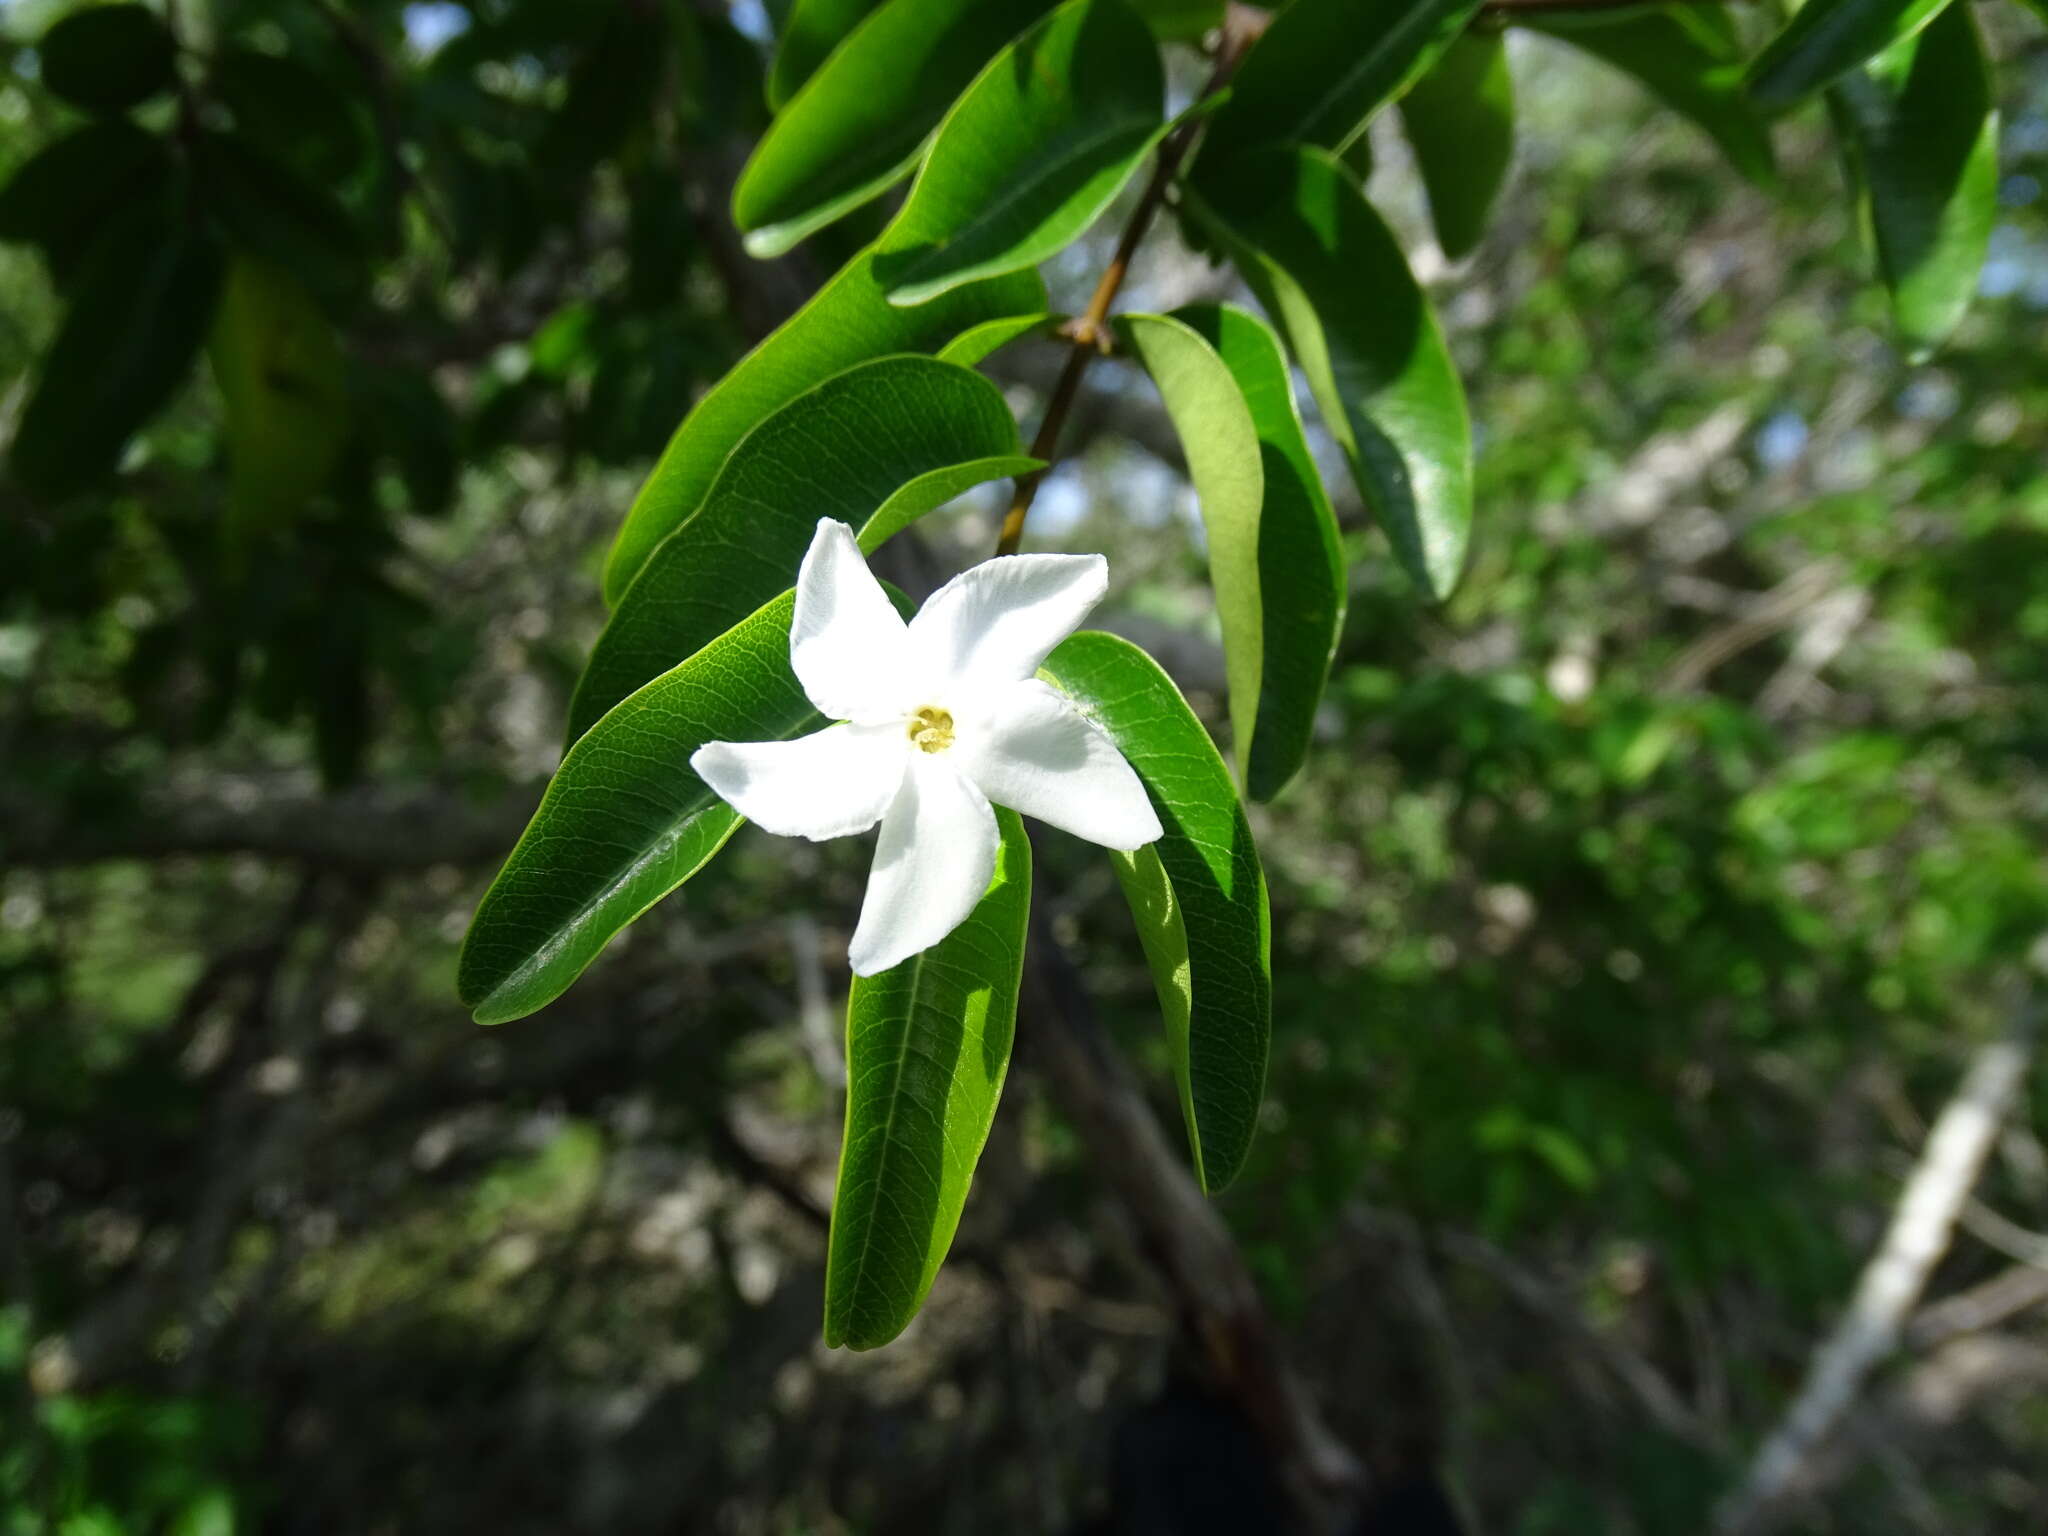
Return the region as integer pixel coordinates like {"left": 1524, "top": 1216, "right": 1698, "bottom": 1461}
{"left": 847, "top": 755, "right": 999, "bottom": 976}
{"left": 791, "top": 519, "right": 914, "bottom": 722}
{"left": 955, "top": 681, "right": 1161, "bottom": 851}
{"left": 691, "top": 724, "right": 906, "bottom": 841}
{"left": 906, "top": 552, "right": 1107, "bottom": 692}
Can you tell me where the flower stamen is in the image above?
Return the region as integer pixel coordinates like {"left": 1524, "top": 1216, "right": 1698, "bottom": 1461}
{"left": 907, "top": 705, "right": 955, "bottom": 754}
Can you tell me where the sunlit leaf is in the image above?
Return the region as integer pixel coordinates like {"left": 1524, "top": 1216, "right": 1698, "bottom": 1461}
{"left": 768, "top": 0, "right": 885, "bottom": 110}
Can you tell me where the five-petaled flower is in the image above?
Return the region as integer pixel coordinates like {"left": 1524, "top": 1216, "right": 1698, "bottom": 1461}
{"left": 692, "top": 519, "right": 1162, "bottom": 976}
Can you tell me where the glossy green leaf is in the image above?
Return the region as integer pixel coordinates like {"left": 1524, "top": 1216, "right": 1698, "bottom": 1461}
{"left": 1040, "top": 632, "right": 1271, "bottom": 1191}
{"left": 768, "top": 0, "right": 885, "bottom": 110}
{"left": 1747, "top": 0, "right": 1952, "bottom": 110}
{"left": 1197, "top": 0, "right": 1483, "bottom": 170}
{"left": 575, "top": 356, "right": 1036, "bottom": 740}
{"left": 1520, "top": 5, "right": 1777, "bottom": 186}
{"left": 0, "top": 121, "right": 172, "bottom": 269}
{"left": 38, "top": 3, "right": 176, "bottom": 114}
{"left": 874, "top": 0, "right": 1166, "bottom": 306}
{"left": 936, "top": 312, "right": 1061, "bottom": 367}
{"left": 1831, "top": 2, "right": 1996, "bottom": 355}
{"left": 1173, "top": 304, "right": 1345, "bottom": 804}
{"left": 602, "top": 252, "right": 1042, "bottom": 604}
{"left": 461, "top": 586, "right": 914, "bottom": 1026}
{"left": 10, "top": 204, "right": 222, "bottom": 499}
{"left": 1187, "top": 146, "right": 1474, "bottom": 602}
{"left": 733, "top": 0, "right": 1059, "bottom": 257}
{"left": 1399, "top": 34, "right": 1515, "bottom": 261}
{"left": 825, "top": 809, "right": 1030, "bottom": 1349}
{"left": 1111, "top": 313, "right": 1264, "bottom": 779}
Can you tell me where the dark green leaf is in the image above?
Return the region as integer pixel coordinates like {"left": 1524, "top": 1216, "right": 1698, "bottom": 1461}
{"left": 38, "top": 3, "right": 176, "bottom": 114}
{"left": 1040, "top": 632, "right": 1270, "bottom": 1191}
{"left": 1831, "top": 2, "right": 1996, "bottom": 355}
{"left": 1188, "top": 146, "right": 1474, "bottom": 602}
{"left": 1130, "top": 0, "right": 1222, "bottom": 40}
{"left": 1173, "top": 304, "right": 1345, "bottom": 804}
{"left": 1399, "top": 34, "right": 1515, "bottom": 261}
{"left": 577, "top": 355, "right": 1034, "bottom": 739}
{"left": 873, "top": 0, "right": 1166, "bottom": 306}
{"left": 1520, "top": 5, "right": 1777, "bottom": 186}
{"left": 1747, "top": 0, "right": 1952, "bottom": 110}
{"left": 1110, "top": 313, "right": 1264, "bottom": 779}
{"left": 732, "top": 0, "right": 1058, "bottom": 257}
{"left": 768, "top": 0, "right": 885, "bottom": 110}
{"left": 602, "top": 251, "right": 1042, "bottom": 603}
{"left": 0, "top": 120, "right": 171, "bottom": 269}
{"left": 825, "top": 809, "right": 1030, "bottom": 1349}
{"left": 461, "top": 586, "right": 914, "bottom": 1025}
{"left": 10, "top": 204, "right": 222, "bottom": 499}
{"left": 211, "top": 47, "right": 367, "bottom": 183}
{"left": 538, "top": 6, "right": 667, "bottom": 175}
{"left": 199, "top": 133, "right": 366, "bottom": 303}
{"left": 1197, "top": 0, "right": 1483, "bottom": 170}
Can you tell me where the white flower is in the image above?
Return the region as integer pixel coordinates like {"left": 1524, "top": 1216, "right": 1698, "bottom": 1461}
{"left": 691, "top": 519, "right": 1162, "bottom": 976}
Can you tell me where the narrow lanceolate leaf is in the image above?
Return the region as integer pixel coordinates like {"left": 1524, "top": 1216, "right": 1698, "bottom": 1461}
{"left": 1174, "top": 305, "right": 1345, "bottom": 804}
{"left": 1399, "top": 34, "right": 1515, "bottom": 261}
{"left": 1831, "top": 3, "right": 1996, "bottom": 355}
{"left": 733, "top": 0, "right": 1059, "bottom": 257}
{"left": 875, "top": 0, "right": 1167, "bottom": 307}
{"left": 461, "top": 587, "right": 913, "bottom": 1026}
{"left": 575, "top": 357, "right": 1035, "bottom": 741}
{"left": 1188, "top": 147, "right": 1474, "bottom": 602}
{"left": 602, "top": 254, "right": 1042, "bottom": 604}
{"left": 1111, "top": 314, "right": 1264, "bottom": 780}
{"left": 768, "top": 0, "right": 886, "bottom": 110}
{"left": 825, "top": 809, "right": 1030, "bottom": 1350}
{"left": 1520, "top": 6, "right": 1776, "bottom": 187}
{"left": 1197, "top": 0, "right": 1483, "bottom": 170}
{"left": 1747, "top": 0, "right": 1953, "bottom": 111}
{"left": 1041, "top": 632, "right": 1271, "bottom": 1191}
{"left": 10, "top": 208, "right": 222, "bottom": 499}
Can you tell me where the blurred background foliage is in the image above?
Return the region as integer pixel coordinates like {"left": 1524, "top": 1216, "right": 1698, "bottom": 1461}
{"left": 2, "top": 0, "right": 2047, "bottom": 1532}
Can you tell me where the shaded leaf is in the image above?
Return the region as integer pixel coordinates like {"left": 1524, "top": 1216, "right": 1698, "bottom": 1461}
{"left": 461, "top": 586, "right": 914, "bottom": 1025}
{"left": 768, "top": 0, "right": 885, "bottom": 110}
{"left": 211, "top": 47, "right": 367, "bottom": 182}
{"left": 1747, "top": 0, "right": 1952, "bottom": 110}
{"left": 1130, "top": 0, "right": 1223, "bottom": 40}
{"left": 1520, "top": 4, "right": 1777, "bottom": 186}
{"left": 1399, "top": 33, "right": 1515, "bottom": 261}
{"left": 0, "top": 120, "right": 172, "bottom": 269}
{"left": 577, "top": 355, "right": 1034, "bottom": 739}
{"left": 1197, "top": 0, "right": 1482, "bottom": 170}
{"left": 1040, "top": 631, "right": 1271, "bottom": 1191}
{"left": 1831, "top": 2, "right": 1996, "bottom": 355}
{"left": 733, "top": 0, "right": 1058, "bottom": 257}
{"left": 825, "top": 809, "right": 1030, "bottom": 1349}
{"left": 874, "top": 0, "right": 1166, "bottom": 306}
{"left": 1173, "top": 304, "right": 1345, "bottom": 803}
{"left": 1188, "top": 146, "right": 1473, "bottom": 602}
{"left": 199, "top": 133, "right": 366, "bottom": 303}
{"left": 602, "top": 251, "right": 1042, "bottom": 603}
{"left": 38, "top": 3, "right": 176, "bottom": 114}
{"left": 1110, "top": 313, "right": 1264, "bottom": 778}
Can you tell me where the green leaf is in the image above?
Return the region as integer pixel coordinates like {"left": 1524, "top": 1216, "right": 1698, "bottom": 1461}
{"left": 825, "top": 809, "right": 1030, "bottom": 1349}
{"left": 873, "top": 0, "right": 1166, "bottom": 306}
{"left": 733, "top": 0, "right": 1059, "bottom": 257}
{"left": 1187, "top": 146, "right": 1474, "bottom": 602}
{"left": 1830, "top": 2, "right": 1996, "bottom": 355}
{"left": 1747, "top": 0, "right": 1952, "bottom": 110}
{"left": 602, "top": 251, "right": 1043, "bottom": 604}
{"left": 198, "top": 133, "right": 366, "bottom": 303}
{"left": 936, "top": 312, "right": 1061, "bottom": 367}
{"left": 10, "top": 203, "right": 222, "bottom": 499}
{"left": 1196, "top": 0, "right": 1483, "bottom": 170}
{"left": 768, "top": 0, "right": 885, "bottom": 110}
{"left": 38, "top": 3, "right": 176, "bottom": 114}
{"left": 211, "top": 46, "right": 367, "bottom": 182}
{"left": 1172, "top": 304, "right": 1345, "bottom": 804}
{"left": 1519, "top": 5, "right": 1777, "bottom": 186}
{"left": 1040, "top": 632, "right": 1271, "bottom": 1191}
{"left": 208, "top": 258, "right": 349, "bottom": 535}
{"left": 575, "top": 356, "right": 1036, "bottom": 740}
{"left": 1130, "top": 0, "right": 1223, "bottom": 40}
{"left": 1110, "top": 313, "right": 1264, "bottom": 780}
{"left": 0, "top": 120, "right": 171, "bottom": 270}
{"left": 461, "top": 585, "right": 913, "bottom": 1026}
{"left": 1399, "top": 34, "right": 1515, "bottom": 261}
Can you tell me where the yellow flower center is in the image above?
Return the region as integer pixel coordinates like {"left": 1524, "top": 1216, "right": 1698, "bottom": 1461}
{"left": 907, "top": 705, "right": 955, "bottom": 754}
